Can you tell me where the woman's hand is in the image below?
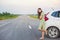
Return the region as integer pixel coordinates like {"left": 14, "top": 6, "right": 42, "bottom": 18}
{"left": 39, "top": 17, "right": 42, "bottom": 20}
{"left": 39, "top": 16, "right": 43, "bottom": 20}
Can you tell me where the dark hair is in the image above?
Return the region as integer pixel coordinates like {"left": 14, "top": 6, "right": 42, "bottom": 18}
{"left": 37, "top": 8, "right": 42, "bottom": 19}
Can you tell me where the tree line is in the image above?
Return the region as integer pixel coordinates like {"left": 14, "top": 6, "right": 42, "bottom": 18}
{"left": 0, "top": 12, "right": 13, "bottom": 16}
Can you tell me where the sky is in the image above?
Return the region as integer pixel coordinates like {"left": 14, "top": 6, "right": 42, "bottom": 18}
{"left": 0, "top": 0, "right": 60, "bottom": 14}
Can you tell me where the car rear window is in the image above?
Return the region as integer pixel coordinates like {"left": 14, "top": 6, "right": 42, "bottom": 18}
{"left": 51, "top": 11, "right": 58, "bottom": 17}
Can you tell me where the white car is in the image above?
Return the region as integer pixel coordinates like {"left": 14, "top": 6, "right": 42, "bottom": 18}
{"left": 45, "top": 11, "right": 60, "bottom": 38}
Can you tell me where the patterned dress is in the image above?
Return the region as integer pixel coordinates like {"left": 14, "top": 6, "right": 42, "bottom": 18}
{"left": 38, "top": 12, "right": 45, "bottom": 30}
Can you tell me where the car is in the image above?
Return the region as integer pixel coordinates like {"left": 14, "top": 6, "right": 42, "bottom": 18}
{"left": 45, "top": 11, "right": 60, "bottom": 38}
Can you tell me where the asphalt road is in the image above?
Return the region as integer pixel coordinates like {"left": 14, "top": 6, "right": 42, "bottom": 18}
{"left": 0, "top": 15, "right": 60, "bottom": 40}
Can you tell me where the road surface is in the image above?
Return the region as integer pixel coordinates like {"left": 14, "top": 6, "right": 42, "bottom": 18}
{"left": 0, "top": 15, "right": 60, "bottom": 40}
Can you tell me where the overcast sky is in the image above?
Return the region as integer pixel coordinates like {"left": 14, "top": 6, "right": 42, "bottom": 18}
{"left": 0, "top": 0, "right": 60, "bottom": 14}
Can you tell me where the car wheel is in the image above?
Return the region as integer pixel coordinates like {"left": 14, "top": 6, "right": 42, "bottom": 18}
{"left": 47, "top": 26, "right": 59, "bottom": 38}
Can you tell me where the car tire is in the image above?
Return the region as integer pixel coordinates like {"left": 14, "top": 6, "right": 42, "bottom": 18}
{"left": 47, "top": 26, "right": 59, "bottom": 38}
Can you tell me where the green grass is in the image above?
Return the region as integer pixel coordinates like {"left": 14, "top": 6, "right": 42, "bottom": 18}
{"left": 0, "top": 15, "right": 18, "bottom": 20}
{"left": 29, "top": 15, "right": 38, "bottom": 19}
{"left": 0, "top": 12, "right": 18, "bottom": 20}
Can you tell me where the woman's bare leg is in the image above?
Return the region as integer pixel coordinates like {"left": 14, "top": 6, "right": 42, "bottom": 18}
{"left": 42, "top": 31, "right": 44, "bottom": 39}
{"left": 40, "top": 30, "right": 45, "bottom": 40}
{"left": 45, "top": 30, "right": 47, "bottom": 35}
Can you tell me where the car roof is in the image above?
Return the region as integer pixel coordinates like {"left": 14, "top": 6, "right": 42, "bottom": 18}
{"left": 53, "top": 11, "right": 60, "bottom": 12}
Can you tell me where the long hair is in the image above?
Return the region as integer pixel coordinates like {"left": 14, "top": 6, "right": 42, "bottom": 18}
{"left": 37, "top": 8, "right": 42, "bottom": 19}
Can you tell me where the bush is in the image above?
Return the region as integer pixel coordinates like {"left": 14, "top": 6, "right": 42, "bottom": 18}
{"left": 0, "top": 12, "right": 18, "bottom": 20}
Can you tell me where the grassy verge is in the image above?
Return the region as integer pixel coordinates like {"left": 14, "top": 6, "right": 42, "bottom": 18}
{"left": 29, "top": 14, "right": 38, "bottom": 19}
{"left": 0, "top": 15, "right": 18, "bottom": 20}
{"left": 0, "top": 12, "right": 19, "bottom": 20}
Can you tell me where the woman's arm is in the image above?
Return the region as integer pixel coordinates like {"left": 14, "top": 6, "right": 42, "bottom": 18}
{"left": 39, "top": 15, "right": 43, "bottom": 20}
{"left": 45, "top": 12, "right": 49, "bottom": 16}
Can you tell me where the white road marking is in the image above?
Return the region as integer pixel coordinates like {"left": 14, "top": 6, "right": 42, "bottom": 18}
{"left": 29, "top": 25, "right": 32, "bottom": 29}
{"left": 0, "top": 22, "right": 11, "bottom": 27}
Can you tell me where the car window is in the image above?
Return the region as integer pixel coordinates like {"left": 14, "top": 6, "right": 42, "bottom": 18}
{"left": 51, "top": 11, "right": 58, "bottom": 17}
{"left": 59, "top": 13, "right": 60, "bottom": 17}
{"left": 58, "top": 11, "right": 60, "bottom": 17}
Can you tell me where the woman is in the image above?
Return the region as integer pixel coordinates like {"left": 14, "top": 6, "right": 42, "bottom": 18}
{"left": 37, "top": 8, "right": 47, "bottom": 40}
